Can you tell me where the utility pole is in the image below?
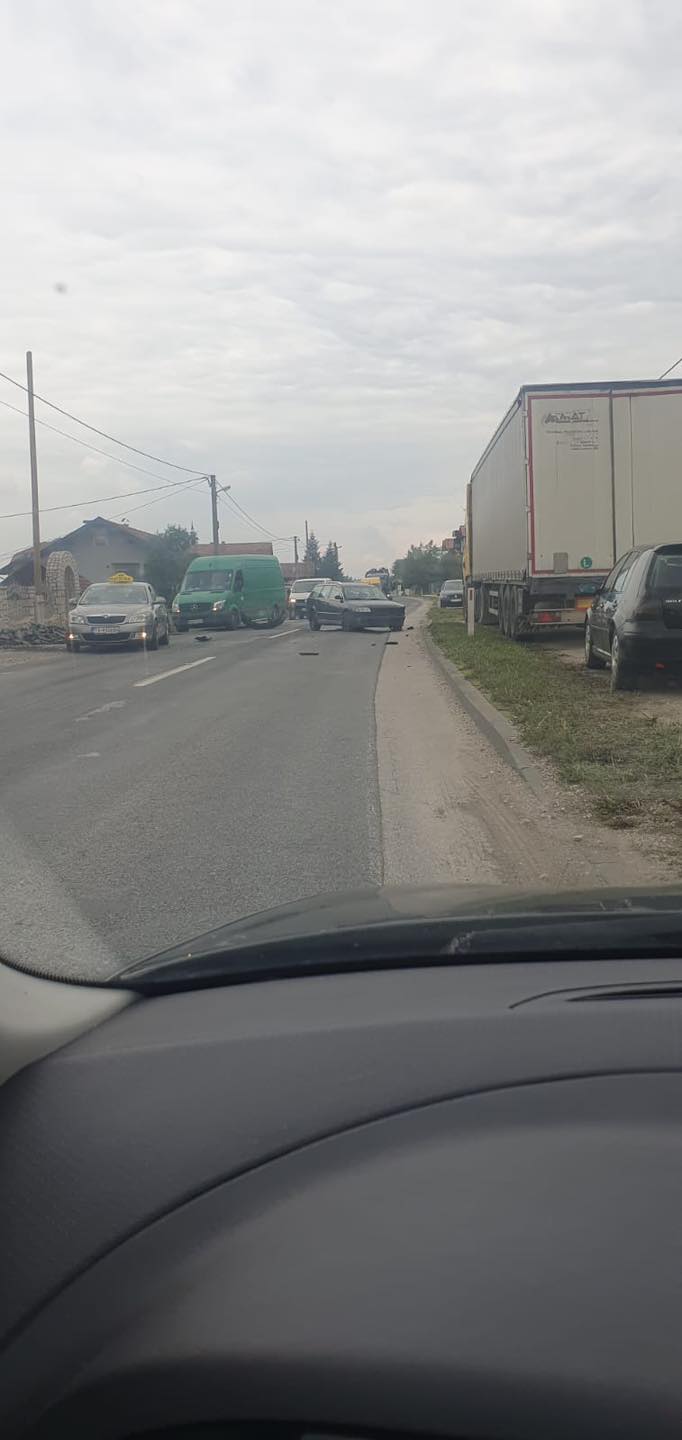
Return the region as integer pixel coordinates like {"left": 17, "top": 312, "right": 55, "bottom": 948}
{"left": 293, "top": 535, "right": 299, "bottom": 578}
{"left": 304, "top": 519, "right": 309, "bottom": 550}
{"left": 26, "top": 351, "right": 44, "bottom": 618}
{"left": 209, "top": 474, "right": 219, "bottom": 555}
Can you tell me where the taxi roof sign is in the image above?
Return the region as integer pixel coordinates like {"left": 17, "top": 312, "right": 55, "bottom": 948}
{"left": 109, "top": 572, "right": 135, "bottom": 583}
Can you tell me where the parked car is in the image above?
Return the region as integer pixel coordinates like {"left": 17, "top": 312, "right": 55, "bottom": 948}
{"left": 67, "top": 582, "right": 170, "bottom": 652}
{"left": 173, "top": 554, "right": 286, "bottom": 630}
{"left": 309, "top": 581, "right": 406, "bottom": 632}
{"left": 288, "top": 577, "right": 332, "bottom": 619}
{"left": 439, "top": 579, "right": 464, "bottom": 608}
{"left": 584, "top": 542, "right": 682, "bottom": 690}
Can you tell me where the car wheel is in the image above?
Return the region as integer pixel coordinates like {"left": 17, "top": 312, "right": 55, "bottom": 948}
{"left": 610, "top": 631, "right": 635, "bottom": 691}
{"left": 309, "top": 613, "right": 321, "bottom": 631}
{"left": 584, "top": 617, "right": 605, "bottom": 669}
{"left": 160, "top": 623, "right": 170, "bottom": 646}
{"left": 147, "top": 624, "right": 159, "bottom": 651}
{"left": 66, "top": 638, "right": 80, "bottom": 653}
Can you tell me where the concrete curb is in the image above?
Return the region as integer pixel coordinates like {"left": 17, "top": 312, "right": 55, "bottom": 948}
{"left": 420, "top": 618, "right": 547, "bottom": 801}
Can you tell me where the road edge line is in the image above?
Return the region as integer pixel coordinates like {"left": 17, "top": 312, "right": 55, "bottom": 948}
{"left": 420, "top": 616, "right": 547, "bottom": 801}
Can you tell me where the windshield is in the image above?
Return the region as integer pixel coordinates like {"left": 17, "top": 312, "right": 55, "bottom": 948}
{"left": 79, "top": 584, "right": 149, "bottom": 606}
{"left": 1, "top": 4, "right": 681, "bottom": 988}
{"left": 343, "top": 585, "right": 384, "bottom": 600}
{"left": 181, "top": 570, "right": 233, "bottom": 593}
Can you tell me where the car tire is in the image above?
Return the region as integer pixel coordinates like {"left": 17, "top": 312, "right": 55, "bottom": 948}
{"left": 66, "top": 638, "right": 80, "bottom": 653}
{"left": 147, "top": 624, "right": 159, "bottom": 651}
{"left": 584, "top": 617, "right": 605, "bottom": 669}
{"left": 610, "top": 631, "right": 635, "bottom": 691}
{"left": 160, "top": 624, "right": 170, "bottom": 646}
{"left": 309, "top": 613, "right": 321, "bottom": 631}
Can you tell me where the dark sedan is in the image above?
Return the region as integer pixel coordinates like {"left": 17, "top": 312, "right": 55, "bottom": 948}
{"left": 309, "top": 581, "right": 405, "bottom": 632}
{"left": 439, "top": 579, "right": 464, "bottom": 608}
{"left": 584, "top": 542, "right": 682, "bottom": 690}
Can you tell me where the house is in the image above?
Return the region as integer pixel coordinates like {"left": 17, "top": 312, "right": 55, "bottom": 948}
{"left": 5, "top": 517, "right": 158, "bottom": 590}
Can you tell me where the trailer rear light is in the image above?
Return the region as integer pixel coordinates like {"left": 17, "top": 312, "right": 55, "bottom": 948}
{"left": 536, "top": 610, "right": 561, "bottom": 623}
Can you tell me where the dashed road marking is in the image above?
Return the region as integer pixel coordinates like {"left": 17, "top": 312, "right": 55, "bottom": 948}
{"left": 133, "top": 656, "right": 215, "bottom": 687}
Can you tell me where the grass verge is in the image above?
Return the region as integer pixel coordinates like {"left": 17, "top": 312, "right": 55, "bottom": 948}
{"left": 428, "top": 608, "right": 682, "bottom": 837}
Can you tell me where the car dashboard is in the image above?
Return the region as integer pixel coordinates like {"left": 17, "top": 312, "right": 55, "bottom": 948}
{"left": 1, "top": 955, "right": 682, "bottom": 1439}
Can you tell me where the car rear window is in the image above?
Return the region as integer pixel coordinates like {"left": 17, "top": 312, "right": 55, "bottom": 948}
{"left": 650, "top": 552, "right": 682, "bottom": 593}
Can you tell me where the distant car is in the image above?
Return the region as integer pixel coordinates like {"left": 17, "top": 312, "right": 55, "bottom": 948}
{"left": 309, "top": 581, "right": 406, "bottom": 632}
{"left": 288, "top": 577, "right": 332, "bottom": 619}
{"left": 584, "top": 542, "right": 682, "bottom": 690}
{"left": 67, "top": 583, "right": 170, "bottom": 652}
{"left": 439, "top": 579, "right": 464, "bottom": 608}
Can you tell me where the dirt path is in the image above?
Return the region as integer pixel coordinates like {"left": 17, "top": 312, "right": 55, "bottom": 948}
{"left": 376, "top": 606, "right": 665, "bottom": 893}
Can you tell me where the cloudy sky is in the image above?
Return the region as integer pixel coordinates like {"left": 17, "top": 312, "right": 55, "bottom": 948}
{"left": 1, "top": 0, "right": 681, "bottom": 575}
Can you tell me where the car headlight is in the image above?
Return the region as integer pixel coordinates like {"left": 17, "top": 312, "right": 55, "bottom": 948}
{"left": 212, "top": 600, "right": 225, "bottom": 612}
{"left": 128, "top": 610, "right": 151, "bottom": 623}
{"left": 172, "top": 603, "right": 181, "bottom": 614}
{"left": 69, "top": 613, "right": 85, "bottom": 624}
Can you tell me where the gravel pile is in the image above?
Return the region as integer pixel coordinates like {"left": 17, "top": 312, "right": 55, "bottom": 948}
{"left": 0, "top": 623, "right": 66, "bottom": 648}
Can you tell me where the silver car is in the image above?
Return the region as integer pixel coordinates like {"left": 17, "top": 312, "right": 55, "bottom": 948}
{"left": 66, "top": 582, "right": 170, "bottom": 652}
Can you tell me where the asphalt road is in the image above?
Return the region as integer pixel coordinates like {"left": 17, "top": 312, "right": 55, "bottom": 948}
{"left": 0, "top": 604, "right": 660, "bottom": 983}
{"left": 0, "top": 621, "right": 383, "bottom": 977}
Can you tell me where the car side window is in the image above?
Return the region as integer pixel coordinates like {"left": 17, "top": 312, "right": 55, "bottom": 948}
{"left": 613, "top": 555, "right": 636, "bottom": 594}
{"left": 603, "top": 557, "right": 627, "bottom": 592}
{"left": 234, "top": 570, "right": 244, "bottom": 593}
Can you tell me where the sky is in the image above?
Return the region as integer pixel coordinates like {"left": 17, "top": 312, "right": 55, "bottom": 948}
{"left": 1, "top": 0, "right": 681, "bottom": 577}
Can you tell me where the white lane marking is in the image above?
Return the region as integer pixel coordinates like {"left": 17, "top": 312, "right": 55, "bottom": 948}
{"left": 133, "top": 656, "right": 215, "bottom": 687}
{"left": 267, "top": 625, "right": 306, "bottom": 640}
{"left": 76, "top": 752, "right": 100, "bottom": 759}
{"left": 75, "top": 699, "right": 127, "bottom": 722}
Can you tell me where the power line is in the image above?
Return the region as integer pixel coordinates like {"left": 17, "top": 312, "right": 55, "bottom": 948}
{"left": 0, "top": 478, "right": 209, "bottom": 521}
{"left": 218, "top": 485, "right": 293, "bottom": 542}
{"left": 0, "top": 367, "right": 206, "bottom": 474}
{"left": 659, "top": 355, "right": 682, "bottom": 380}
{"left": 0, "top": 396, "right": 207, "bottom": 488}
{"left": 108, "top": 476, "right": 207, "bottom": 523}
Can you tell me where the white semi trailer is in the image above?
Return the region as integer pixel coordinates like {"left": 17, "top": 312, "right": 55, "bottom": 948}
{"left": 464, "top": 380, "right": 682, "bottom": 637}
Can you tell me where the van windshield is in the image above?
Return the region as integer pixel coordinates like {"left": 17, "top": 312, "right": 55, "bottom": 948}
{"left": 182, "top": 570, "right": 233, "bottom": 593}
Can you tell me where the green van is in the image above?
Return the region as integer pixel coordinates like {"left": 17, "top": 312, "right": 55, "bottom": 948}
{"left": 172, "top": 554, "right": 287, "bottom": 631}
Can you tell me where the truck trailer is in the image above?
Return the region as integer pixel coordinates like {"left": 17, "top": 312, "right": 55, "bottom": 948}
{"left": 464, "top": 380, "right": 682, "bottom": 638}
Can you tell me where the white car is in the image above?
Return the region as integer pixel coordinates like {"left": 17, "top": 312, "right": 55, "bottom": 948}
{"left": 67, "top": 582, "right": 170, "bottom": 652}
{"left": 287, "top": 577, "right": 332, "bottom": 618}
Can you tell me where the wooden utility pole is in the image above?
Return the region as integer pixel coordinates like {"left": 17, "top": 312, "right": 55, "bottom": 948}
{"left": 304, "top": 519, "right": 309, "bottom": 550}
{"left": 293, "top": 535, "right": 299, "bottom": 578}
{"left": 26, "top": 351, "right": 44, "bottom": 617}
{"left": 209, "top": 474, "right": 219, "bottom": 554}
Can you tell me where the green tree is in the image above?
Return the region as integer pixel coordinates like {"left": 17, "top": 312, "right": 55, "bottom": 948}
{"left": 145, "top": 524, "right": 198, "bottom": 602}
{"left": 321, "top": 540, "right": 344, "bottom": 581}
{"left": 391, "top": 540, "right": 459, "bottom": 593}
{"left": 304, "top": 530, "right": 322, "bottom": 575}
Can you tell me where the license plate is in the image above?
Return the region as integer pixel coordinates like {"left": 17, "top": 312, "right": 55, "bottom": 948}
{"left": 93, "top": 626, "right": 122, "bottom": 634}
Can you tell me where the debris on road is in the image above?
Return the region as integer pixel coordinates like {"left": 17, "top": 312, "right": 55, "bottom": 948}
{"left": 195, "top": 634, "right": 209, "bottom": 642}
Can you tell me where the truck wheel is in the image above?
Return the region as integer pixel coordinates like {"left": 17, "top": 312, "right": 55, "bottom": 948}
{"left": 584, "top": 617, "right": 605, "bottom": 669}
{"left": 610, "top": 632, "right": 635, "bottom": 691}
{"left": 227, "top": 608, "right": 240, "bottom": 630}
